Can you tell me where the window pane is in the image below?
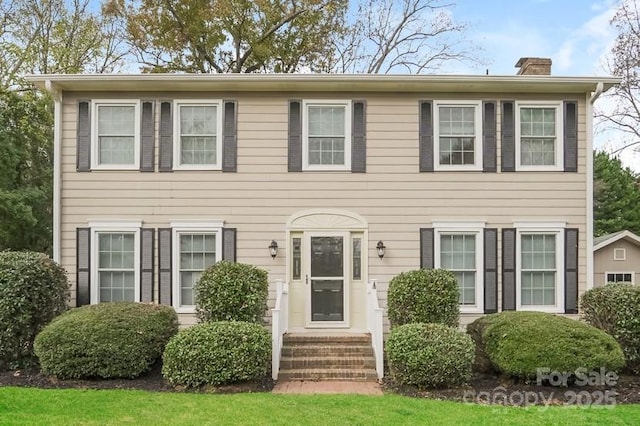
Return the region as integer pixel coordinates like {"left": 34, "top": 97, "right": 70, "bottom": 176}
{"left": 308, "top": 106, "right": 345, "bottom": 136}
{"left": 520, "top": 107, "right": 556, "bottom": 166}
{"left": 308, "top": 137, "right": 345, "bottom": 165}
{"left": 178, "top": 233, "right": 216, "bottom": 307}
{"left": 439, "top": 137, "right": 475, "bottom": 165}
{"left": 440, "top": 234, "right": 476, "bottom": 306}
{"left": 99, "top": 136, "right": 135, "bottom": 165}
{"left": 521, "top": 138, "right": 555, "bottom": 166}
{"left": 179, "top": 106, "right": 217, "bottom": 165}
{"left": 439, "top": 106, "right": 475, "bottom": 136}
{"left": 98, "top": 105, "right": 135, "bottom": 135}
{"left": 521, "top": 233, "right": 556, "bottom": 306}
{"left": 352, "top": 238, "right": 361, "bottom": 280}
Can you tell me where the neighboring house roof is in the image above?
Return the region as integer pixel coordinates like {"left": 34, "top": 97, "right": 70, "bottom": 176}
{"left": 25, "top": 73, "right": 619, "bottom": 95}
{"left": 593, "top": 230, "right": 640, "bottom": 252}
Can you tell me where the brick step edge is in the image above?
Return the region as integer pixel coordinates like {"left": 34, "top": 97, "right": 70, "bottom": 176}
{"left": 282, "top": 334, "right": 371, "bottom": 344}
{"left": 280, "top": 357, "right": 376, "bottom": 369}
{"left": 281, "top": 345, "right": 374, "bottom": 356}
{"left": 278, "top": 368, "right": 378, "bottom": 381}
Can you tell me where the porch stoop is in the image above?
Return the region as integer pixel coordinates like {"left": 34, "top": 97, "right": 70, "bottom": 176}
{"left": 278, "top": 333, "right": 378, "bottom": 381}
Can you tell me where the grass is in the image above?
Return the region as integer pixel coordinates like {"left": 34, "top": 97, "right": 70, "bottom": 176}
{"left": 1, "top": 387, "right": 639, "bottom": 425}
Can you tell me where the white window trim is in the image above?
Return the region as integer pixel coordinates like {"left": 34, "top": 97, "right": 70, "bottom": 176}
{"left": 302, "top": 99, "right": 352, "bottom": 171}
{"left": 170, "top": 221, "right": 224, "bottom": 314}
{"left": 613, "top": 247, "right": 626, "bottom": 261}
{"left": 433, "top": 100, "right": 483, "bottom": 171}
{"left": 91, "top": 99, "right": 141, "bottom": 170}
{"left": 515, "top": 101, "right": 564, "bottom": 171}
{"left": 515, "top": 223, "right": 565, "bottom": 313}
{"left": 432, "top": 221, "right": 485, "bottom": 314}
{"left": 173, "top": 99, "right": 223, "bottom": 171}
{"left": 605, "top": 271, "right": 635, "bottom": 285}
{"left": 89, "top": 221, "right": 142, "bottom": 305}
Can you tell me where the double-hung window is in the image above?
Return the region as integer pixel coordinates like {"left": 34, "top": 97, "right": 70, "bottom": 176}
{"left": 303, "top": 100, "right": 351, "bottom": 170}
{"left": 516, "top": 223, "right": 565, "bottom": 312}
{"left": 174, "top": 100, "right": 223, "bottom": 170}
{"left": 433, "top": 222, "right": 484, "bottom": 313}
{"left": 516, "top": 102, "right": 563, "bottom": 170}
{"left": 172, "top": 223, "right": 223, "bottom": 313}
{"left": 92, "top": 100, "right": 140, "bottom": 169}
{"left": 434, "top": 101, "right": 482, "bottom": 170}
{"left": 90, "top": 222, "right": 141, "bottom": 304}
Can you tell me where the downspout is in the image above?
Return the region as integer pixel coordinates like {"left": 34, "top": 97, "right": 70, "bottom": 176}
{"left": 586, "top": 82, "right": 604, "bottom": 291}
{"left": 45, "top": 80, "right": 62, "bottom": 263}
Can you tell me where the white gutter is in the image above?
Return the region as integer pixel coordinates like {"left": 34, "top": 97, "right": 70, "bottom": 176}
{"left": 586, "top": 81, "right": 604, "bottom": 290}
{"left": 45, "top": 80, "right": 62, "bottom": 263}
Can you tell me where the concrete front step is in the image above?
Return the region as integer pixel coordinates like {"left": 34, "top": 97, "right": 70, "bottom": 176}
{"left": 280, "top": 356, "right": 376, "bottom": 370}
{"left": 278, "top": 368, "right": 379, "bottom": 381}
{"left": 281, "top": 344, "right": 374, "bottom": 358}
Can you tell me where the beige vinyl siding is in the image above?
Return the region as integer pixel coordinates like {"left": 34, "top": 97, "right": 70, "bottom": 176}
{"left": 59, "top": 91, "right": 588, "bottom": 327}
{"left": 594, "top": 240, "right": 640, "bottom": 287}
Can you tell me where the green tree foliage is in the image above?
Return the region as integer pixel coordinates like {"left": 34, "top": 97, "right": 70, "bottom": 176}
{"left": 594, "top": 150, "right": 640, "bottom": 237}
{"left": 106, "top": 0, "right": 348, "bottom": 73}
{"left": 0, "top": 89, "right": 53, "bottom": 253}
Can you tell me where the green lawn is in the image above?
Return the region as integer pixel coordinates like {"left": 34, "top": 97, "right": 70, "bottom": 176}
{"left": 1, "top": 387, "right": 639, "bottom": 425}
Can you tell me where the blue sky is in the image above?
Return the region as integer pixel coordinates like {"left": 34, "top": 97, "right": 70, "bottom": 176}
{"left": 446, "top": 0, "right": 618, "bottom": 76}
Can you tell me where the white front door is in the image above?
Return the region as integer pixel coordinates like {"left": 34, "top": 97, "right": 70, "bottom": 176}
{"left": 304, "top": 232, "right": 349, "bottom": 327}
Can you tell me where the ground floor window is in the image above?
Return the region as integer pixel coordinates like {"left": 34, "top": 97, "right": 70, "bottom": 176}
{"left": 606, "top": 272, "right": 634, "bottom": 284}
{"left": 172, "top": 223, "right": 223, "bottom": 313}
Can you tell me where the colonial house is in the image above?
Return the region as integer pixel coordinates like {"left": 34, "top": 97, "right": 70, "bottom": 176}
{"left": 27, "top": 58, "right": 618, "bottom": 380}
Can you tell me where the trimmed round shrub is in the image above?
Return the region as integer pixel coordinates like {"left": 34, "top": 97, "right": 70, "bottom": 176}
{"left": 387, "top": 269, "right": 459, "bottom": 328}
{"left": 195, "top": 261, "right": 268, "bottom": 323}
{"left": 386, "top": 323, "right": 474, "bottom": 388}
{"left": 481, "top": 311, "right": 625, "bottom": 380}
{"left": 34, "top": 302, "right": 179, "bottom": 379}
{"left": 0, "top": 251, "right": 69, "bottom": 369}
{"left": 581, "top": 284, "right": 640, "bottom": 373}
{"left": 162, "top": 321, "right": 270, "bottom": 387}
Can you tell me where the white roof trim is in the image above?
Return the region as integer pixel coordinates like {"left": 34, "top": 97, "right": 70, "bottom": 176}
{"left": 24, "top": 73, "right": 620, "bottom": 95}
{"left": 593, "top": 230, "right": 640, "bottom": 252}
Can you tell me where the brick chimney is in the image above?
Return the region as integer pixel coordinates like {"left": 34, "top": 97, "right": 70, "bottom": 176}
{"left": 515, "top": 57, "right": 552, "bottom": 75}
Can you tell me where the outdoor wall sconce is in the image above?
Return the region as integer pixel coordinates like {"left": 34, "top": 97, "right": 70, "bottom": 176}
{"left": 268, "top": 240, "right": 279, "bottom": 259}
{"left": 376, "top": 240, "right": 386, "bottom": 259}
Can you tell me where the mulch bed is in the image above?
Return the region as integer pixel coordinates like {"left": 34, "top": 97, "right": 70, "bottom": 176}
{"left": 2, "top": 366, "right": 640, "bottom": 406}
{"left": 383, "top": 372, "right": 640, "bottom": 406}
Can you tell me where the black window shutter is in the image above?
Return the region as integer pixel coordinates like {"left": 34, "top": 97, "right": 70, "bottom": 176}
{"left": 159, "top": 101, "right": 173, "bottom": 172}
{"left": 564, "top": 101, "right": 578, "bottom": 172}
{"left": 140, "top": 101, "right": 155, "bottom": 172}
{"left": 484, "top": 228, "right": 498, "bottom": 313}
{"left": 501, "top": 101, "right": 515, "bottom": 172}
{"left": 140, "top": 228, "right": 154, "bottom": 302}
{"left": 352, "top": 100, "right": 366, "bottom": 173}
{"left": 419, "top": 101, "right": 434, "bottom": 172}
{"left": 158, "top": 228, "right": 172, "bottom": 305}
{"left": 502, "top": 228, "right": 517, "bottom": 310}
{"left": 76, "top": 228, "right": 91, "bottom": 306}
{"left": 288, "top": 100, "right": 302, "bottom": 172}
{"left": 222, "top": 100, "right": 238, "bottom": 172}
{"left": 77, "top": 100, "right": 91, "bottom": 172}
{"left": 565, "top": 228, "right": 579, "bottom": 313}
{"left": 222, "top": 228, "right": 237, "bottom": 262}
{"left": 420, "top": 228, "right": 434, "bottom": 269}
{"left": 483, "top": 101, "right": 497, "bottom": 172}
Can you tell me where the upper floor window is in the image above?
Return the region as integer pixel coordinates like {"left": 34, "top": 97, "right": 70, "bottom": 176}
{"left": 434, "top": 101, "right": 482, "bottom": 171}
{"left": 516, "top": 102, "right": 563, "bottom": 171}
{"left": 303, "top": 100, "right": 351, "bottom": 171}
{"left": 92, "top": 100, "right": 140, "bottom": 169}
{"left": 174, "top": 100, "right": 223, "bottom": 170}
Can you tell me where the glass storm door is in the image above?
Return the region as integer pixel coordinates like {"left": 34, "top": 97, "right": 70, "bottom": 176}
{"left": 307, "top": 234, "right": 347, "bottom": 324}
